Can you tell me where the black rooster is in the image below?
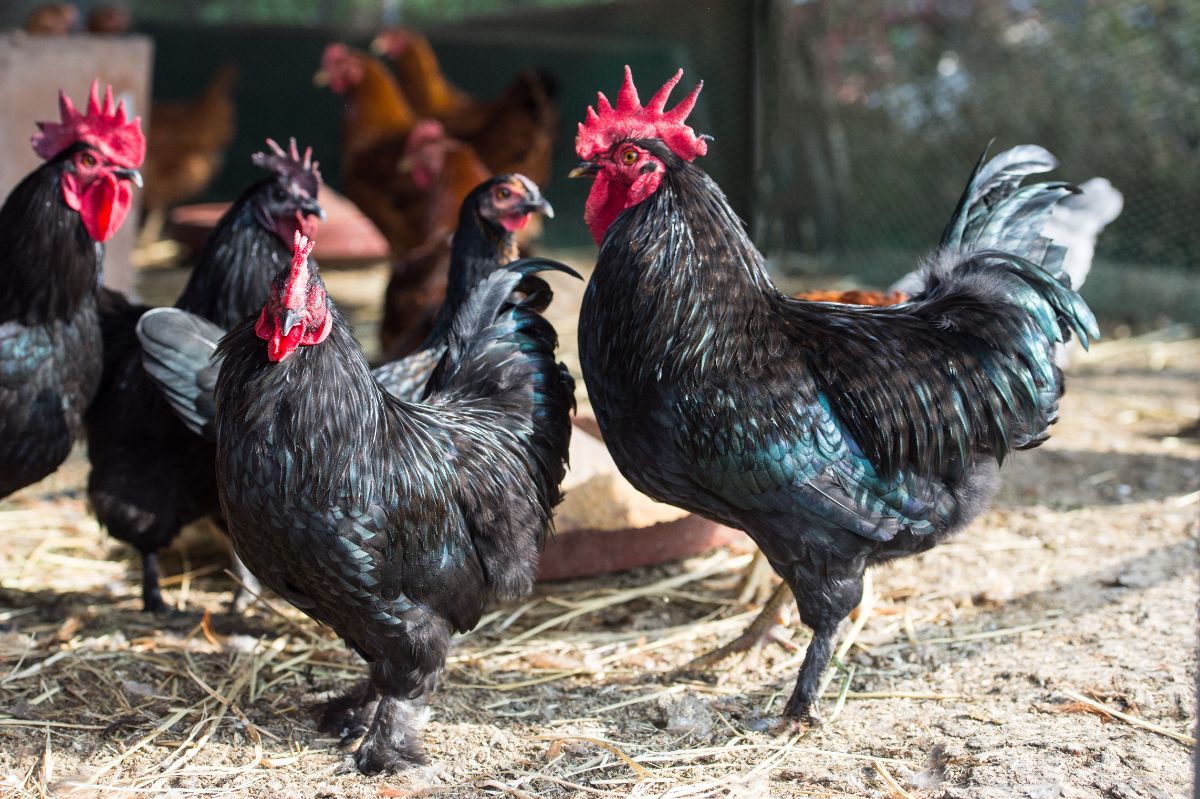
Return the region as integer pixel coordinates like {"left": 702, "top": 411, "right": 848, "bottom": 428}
{"left": 373, "top": 173, "right": 553, "bottom": 400}
{"left": 572, "top": 68, "right": 1098, "bottom": 725}
{"left": 137, "top": 233, "right": 575, "bottom": 772}
{"left": 85, "top": 139, "right": 324, "bottom": 613}
{"left": 0, "top": 82, "right": 143, "bottom": 500}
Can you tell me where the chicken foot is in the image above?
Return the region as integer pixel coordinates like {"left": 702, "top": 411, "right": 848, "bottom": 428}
{"left": 318, "top": 679, "right": 379, "bottom": 745}
{"left": 353, "top": 660, "right": 431, "bottom": 774}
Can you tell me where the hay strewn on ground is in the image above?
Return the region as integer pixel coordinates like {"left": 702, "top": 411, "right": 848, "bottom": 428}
{"left": 0, "top": 258, "right": 1195, "bottom": 798}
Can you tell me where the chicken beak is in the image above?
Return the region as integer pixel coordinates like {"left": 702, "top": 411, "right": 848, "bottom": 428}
{"left": 568, "top": 161, "right": 600, "bottom": 179}
{"left": 312, "top": 69, "right": 330, "bottom": 88}
{"left": 302, "top": 199, "right": 327, "bottom": 223}
{"left": 281, "top": 309, "right": 303, "bottom": 337}
{"left": 524, "top": 196, "right": 554, "bottom": 219}
{"left": 113, "top": 168, "right": 143, "bottom": 188}
{"left": 368, "top": 36, "right": 386, "bottom": 56}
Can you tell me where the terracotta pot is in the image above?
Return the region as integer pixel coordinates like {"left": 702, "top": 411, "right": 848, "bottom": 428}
{"left": 168, "top": 188, "right": 390, "bottom": 266}
{"left": 538, "top": 508, "right": 748, "bottom": 582}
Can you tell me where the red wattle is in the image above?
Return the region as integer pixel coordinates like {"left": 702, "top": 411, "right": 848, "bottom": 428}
{"left": 296, "top": 209, "right": 319, "bottom": 240}
{"left": 256, "top": 307, "right": 332, "bottom": 362}
{"left": 584, "top": 172, "right": 621, "bottom": 245}
{"left": 500, "top": 213, "right": 531, "bottom": 233}
{"left": 583, "top": 169, "right": 665, "bottom": 246}
{"left": 79, "top": 173, "right": 132, "bottom": 242}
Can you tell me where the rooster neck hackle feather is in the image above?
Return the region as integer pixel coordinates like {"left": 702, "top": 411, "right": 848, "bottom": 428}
{"left": 0, "top": 155, "right": 101, "bottom": 324}
{"left": 583, "top": 142, "right": 779, "bottom": 386}
{"left": 219, "top": 301, "right": 399, "bottom": 506}
{"left": 174, "top": 185, "right": 293, "bottom": 327}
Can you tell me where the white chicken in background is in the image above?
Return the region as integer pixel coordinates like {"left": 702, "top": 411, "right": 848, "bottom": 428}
{"left": 1042, "top": 177, "right": 1125, "bottom": 292}
{"left": 893, "top": 175, "right": 1122, "bottom": 366}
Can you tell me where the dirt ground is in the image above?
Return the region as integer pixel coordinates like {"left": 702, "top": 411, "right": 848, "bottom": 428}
{"left": 0, "top": 258, "right": 1196, "bottom": 799}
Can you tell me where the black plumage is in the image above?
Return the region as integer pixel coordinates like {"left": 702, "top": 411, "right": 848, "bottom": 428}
{"left": 139, "top": 246, "right": 575, "bottom": 772}
{"left": 373, "top": 173, "right": 553, "bottom": 400}
{"left": 85, "top": 151, "right": 324, "bottom": 612}
{"left": 0, "top": 148, "right": 106, "bottom": 499}
{"left": 576, "top": 138, "right": 1097, "bottom": 724}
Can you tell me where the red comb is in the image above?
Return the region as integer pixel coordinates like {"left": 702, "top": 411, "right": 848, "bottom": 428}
{"left": 576, "top": 66, "right": 706, "bottom": 162}
{"left": 404, "top": 120, "right": 446, "bottom": 154}
{"left": 31, "top": 80, "right": 145, "bottom": 168}
{"left": 321, "top": 43, "right": 352, "bottom": 70}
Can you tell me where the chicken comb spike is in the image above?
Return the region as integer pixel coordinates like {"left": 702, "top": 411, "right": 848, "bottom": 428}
{"left": 251, "top": 137, "right": 323, "bottom": 197}
{"left": 283, "top": 231, "right": 316, "bottom": 309}
{"left": 615, "top": 65, "right": 640, "bottom": 111}
{"left": 575, "top": 66, "right": 707, "bottom": 162}
{"left": 32, "top": 79, "right": 145, "bottom": 168}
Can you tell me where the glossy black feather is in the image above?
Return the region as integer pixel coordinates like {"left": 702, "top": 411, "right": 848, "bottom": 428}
{"left": 578, "top": 139, "right": 1096, "bottom": 721}
{"left": 374, "top": 178, "right": 542, "bottom": 401}
{"left": 211, "top": 257, "right": 574, "bottom": 771}
{"left": 0, "top": 151, "right": 104, "bottom": 499}
{"left": 85, "top": 176, "right": 306, "bottom": 611}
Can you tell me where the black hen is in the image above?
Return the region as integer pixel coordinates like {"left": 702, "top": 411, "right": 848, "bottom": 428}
{"left": 373, "top": 173, "right": 553, "bottom": 400}
{"left": 1, "top": 82, "right": 143, "bottom": 501}
{"left": 138, "top": 234, "right": 575, "bottom": 772}
{"left": 572, "top": 68, "right": 1098, "bottom": 724}
{"left": 85, "top": 139, "right": 324, "bottom": 613}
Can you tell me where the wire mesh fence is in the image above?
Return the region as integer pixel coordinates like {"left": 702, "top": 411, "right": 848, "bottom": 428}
{"left": 755, "top": 0, "right": 1199, "bottom": 286}
{"left": 2, "top": 0, "right": 1195, "bottom": 320}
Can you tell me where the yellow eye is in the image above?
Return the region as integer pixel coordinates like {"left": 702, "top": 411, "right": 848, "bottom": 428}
{"left": 80, "top": 153, "right": 96, "bottom": 168}
{"left": 622, "top": 149, "right": 639, "bottom": 165}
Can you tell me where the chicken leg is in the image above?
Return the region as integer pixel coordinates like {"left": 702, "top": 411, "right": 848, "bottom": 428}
{"left": 687, "top": 580, "right": 794, "bottom": 668}
{"left": 779, "top": 562, "right": 865, "bottom": 724}
{"left": 353, "top": 660, "right": 433, "bottom": 774}
{"left": 140, "top": 551, "right": 169, "bottom": 614}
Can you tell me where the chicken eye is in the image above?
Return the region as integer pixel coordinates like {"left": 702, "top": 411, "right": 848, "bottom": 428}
{"left": 497, "top": 187, "right": 511, "bottom": 200}
{"left": 621, "top": 149, "right": 640, "bottom": 165}
{"left": 80, "top": 153, "right": 96, "bottom": 168}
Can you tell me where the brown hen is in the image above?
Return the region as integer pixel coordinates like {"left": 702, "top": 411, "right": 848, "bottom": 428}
{"left": 316, "top": 43, "right": 436, "bottom": 258}
{"left": 378, "top": 121, "right": 495, "bottom": 360}
{"left": 141, "top": 65, "right": 237, "bottom": 240}
{"left": 371, "top": 28, "right": 559, "bottom": 188}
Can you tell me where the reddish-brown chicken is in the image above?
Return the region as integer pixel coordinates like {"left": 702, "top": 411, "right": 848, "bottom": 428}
{"left": 371, "top": 28, "right": 559, "bottom": 189}
{"left": 371, "top": 30, "right": 476, "bottom": 127}
{"left": 316, "top": 43, "right": 433, "bottom": 257}
{"left": 379, "top": 121, "right": 493, "bottom": 360}
{"left": 141, "top": 65, "right": 237, "bottom": 240}
{"left": 315, "top": 43, "right": 416, "bottom": 161}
